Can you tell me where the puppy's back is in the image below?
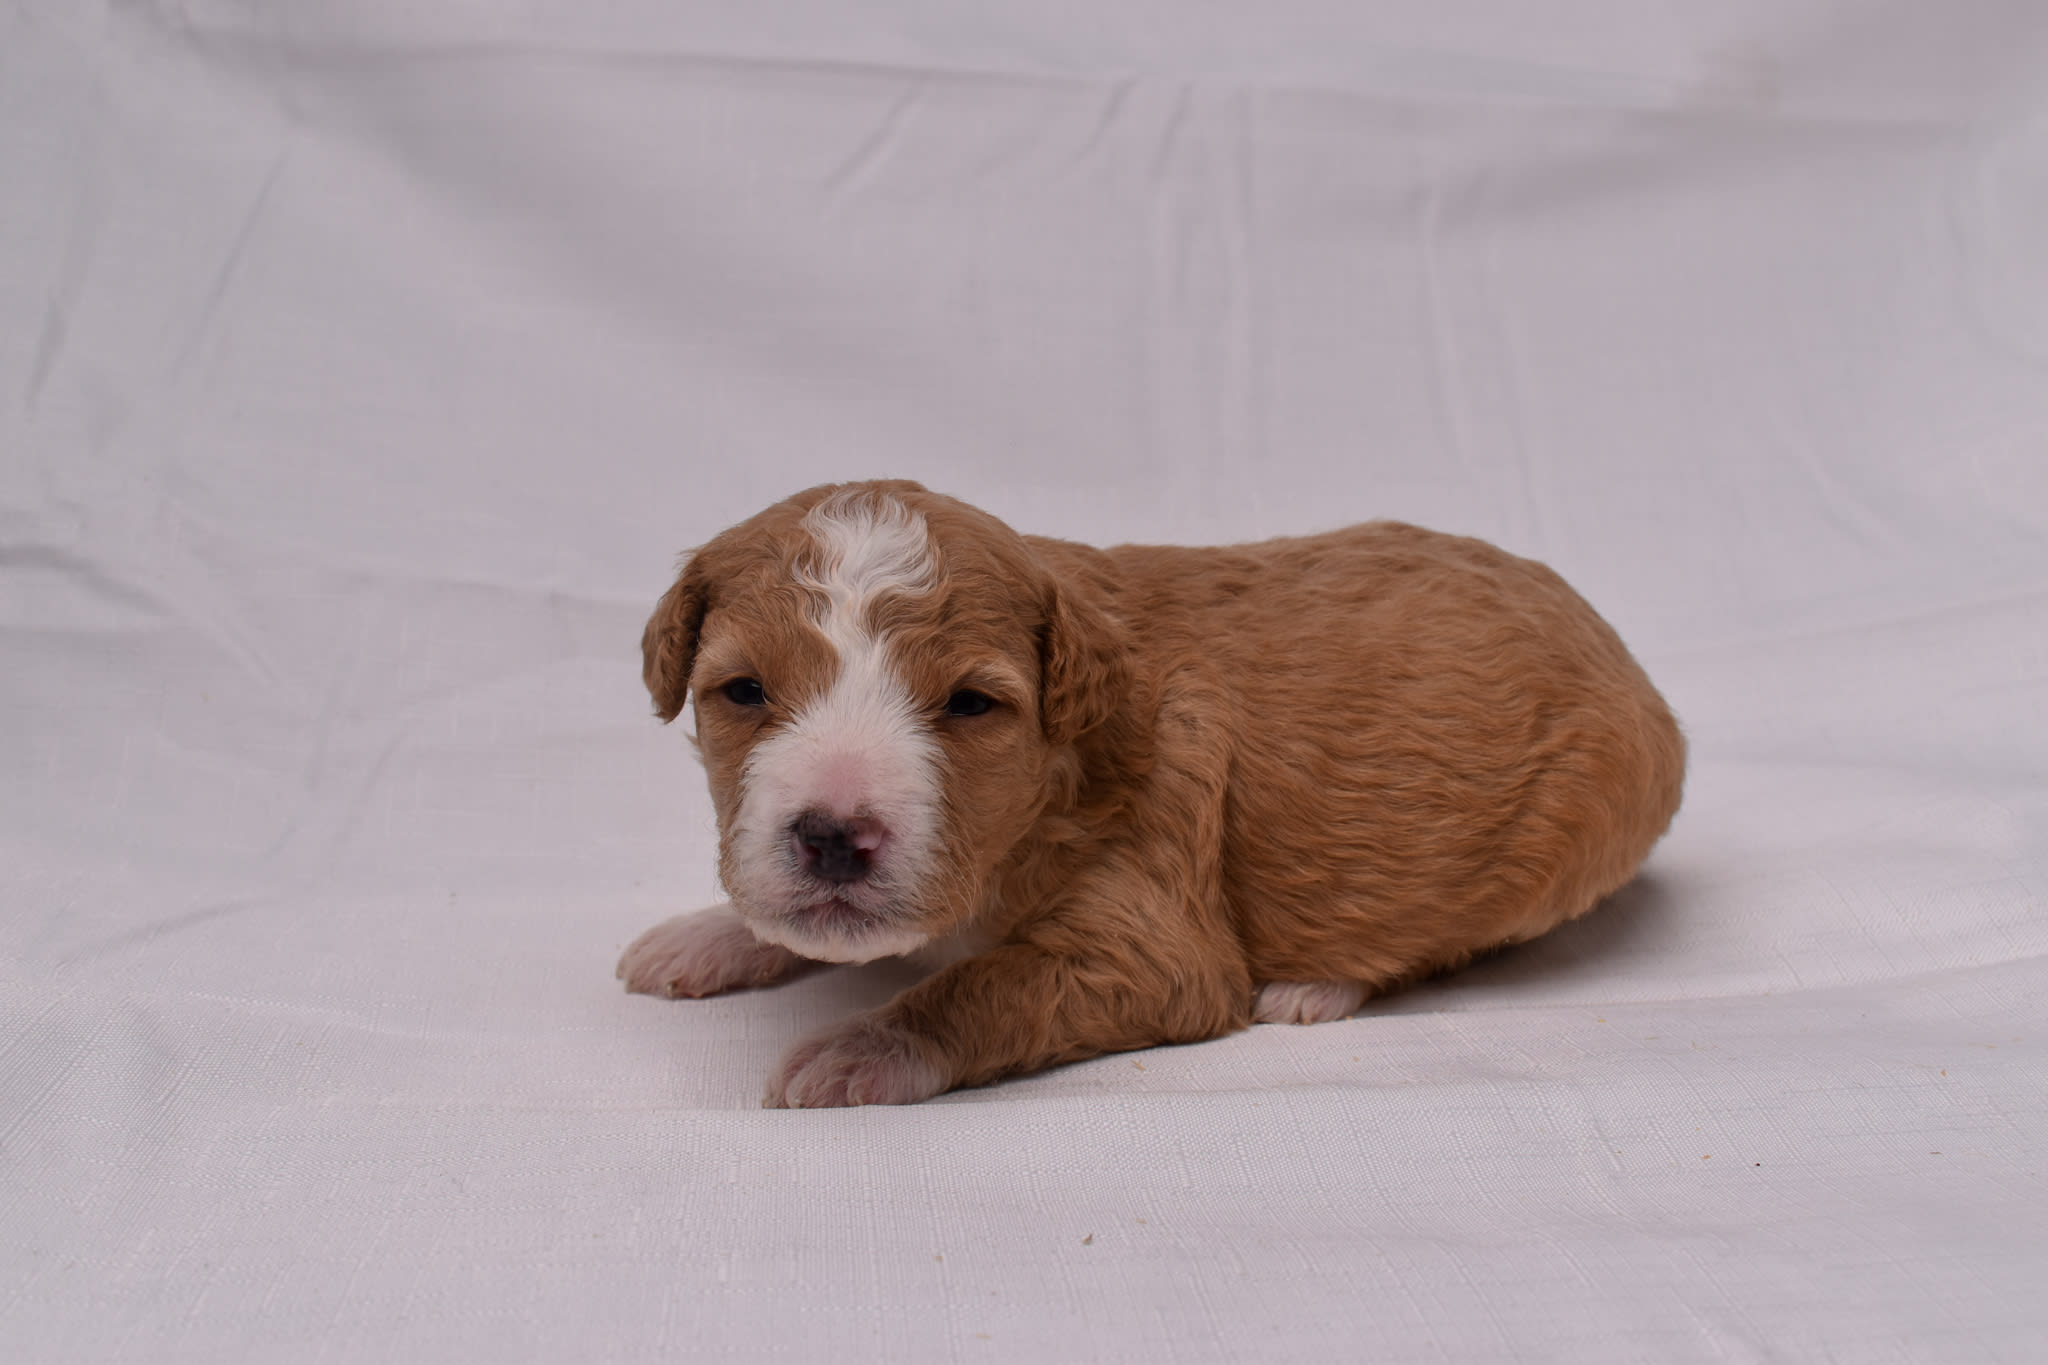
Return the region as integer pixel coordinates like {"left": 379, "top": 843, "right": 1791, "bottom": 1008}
{"left": 1049, "top": 521, "right": 1684, "bottom": 991}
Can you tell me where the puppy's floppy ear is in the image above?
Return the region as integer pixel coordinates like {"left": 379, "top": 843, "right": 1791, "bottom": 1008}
{"left": 1040, "top": 578, "right": 1131, "bottom": 745}
{"left": 642, "top": 556, "right": 710, "bottom": 723}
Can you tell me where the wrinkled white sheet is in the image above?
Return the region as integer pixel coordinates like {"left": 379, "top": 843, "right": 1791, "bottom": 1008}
{"left": 4, "top": 2, "right": 2046, "bottom": 1360}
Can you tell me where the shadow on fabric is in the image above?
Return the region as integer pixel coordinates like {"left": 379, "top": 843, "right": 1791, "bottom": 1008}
{"left": 1364, "top": 868, "right": 1690, "bottom": 1015}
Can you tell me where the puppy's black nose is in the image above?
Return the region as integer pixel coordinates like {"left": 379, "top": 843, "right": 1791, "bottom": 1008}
{"left": 791, "top": 811, "right": 884, "bottom": 884}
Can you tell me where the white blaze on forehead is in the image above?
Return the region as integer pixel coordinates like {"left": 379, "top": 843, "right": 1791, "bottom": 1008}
{"left": 726, "top": 491, "right": 945, "bottom": 963}
{"left": 795, "top": 490, "right": 937, "bottom": 644}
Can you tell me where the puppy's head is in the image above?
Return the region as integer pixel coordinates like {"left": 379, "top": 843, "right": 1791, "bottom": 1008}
{"left": 643, "top": 481, "right": 1124, "bottom": 963}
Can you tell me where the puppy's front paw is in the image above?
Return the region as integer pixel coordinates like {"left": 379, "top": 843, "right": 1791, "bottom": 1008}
{"left": 617, "top": 905, "right": 812, "bottom": 998}
{"left": 1253, "top": 979, "right": 1366, "bottom": 1025}
{"left": 763, "top": 1011, "right": 946, "bottom": 1108}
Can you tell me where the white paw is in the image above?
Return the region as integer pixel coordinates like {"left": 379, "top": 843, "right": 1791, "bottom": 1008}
{"left": 763, "top": 1011, "right": 945, "bottom": 1108}
{"left": 617, "top": 904, "right": 812, "bottom": 998}
{"left": 1253, "top": 979, "right": 1366, "bottom": 1025}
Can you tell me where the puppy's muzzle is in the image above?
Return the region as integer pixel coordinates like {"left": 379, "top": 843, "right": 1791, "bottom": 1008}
{"left": 791, "top": 811, "right": 888, "bottom": 885}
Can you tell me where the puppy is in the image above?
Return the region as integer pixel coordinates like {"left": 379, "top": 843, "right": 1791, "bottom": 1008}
{"left": 619, "top": 480, "right": 1684, "bottom": 1107}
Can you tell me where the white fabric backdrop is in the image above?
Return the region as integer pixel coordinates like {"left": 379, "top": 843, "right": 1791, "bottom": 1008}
{"left": 4, "top": 2, "right": 2046, "bottom": 1360}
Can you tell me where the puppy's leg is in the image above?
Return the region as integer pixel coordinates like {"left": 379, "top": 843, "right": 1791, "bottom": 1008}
{"left": 764, "top": 936, "right": 1249, "bottom": 1108}
{"left": 617, "top": 903, "right": 816, "bottom": 999}
{"left": 1252, "top": 980, "right": 1367, "bottom": 1025}
{"left": 762, "top": 1008, "right": 947, "bottom": 1108}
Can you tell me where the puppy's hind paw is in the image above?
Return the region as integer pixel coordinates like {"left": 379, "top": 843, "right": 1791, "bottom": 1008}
{"left": 617, "top": 904, "right": 813, "bottom": 999}
{"left": 1253, "top": 979, "right": 1366, "bottom": 1025}
{"left": 764, "top": 1011, "right": 946, "bottom": 1108}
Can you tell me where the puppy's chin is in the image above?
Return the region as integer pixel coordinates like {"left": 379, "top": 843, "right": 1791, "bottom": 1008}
{"left": 739, "top": 898, "right": 933, "bottom": 965}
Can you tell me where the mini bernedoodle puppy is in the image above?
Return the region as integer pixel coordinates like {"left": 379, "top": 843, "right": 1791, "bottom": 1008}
{"left": 619, "top": 480, "right": 1684, "bottom": 1107}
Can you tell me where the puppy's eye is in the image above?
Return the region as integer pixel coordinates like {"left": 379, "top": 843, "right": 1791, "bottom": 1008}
{"left": 944, "top": 689, "right": 995, "bottom": 717}
{"left": 721, "top": 678, "right": 768, "bottom": 707}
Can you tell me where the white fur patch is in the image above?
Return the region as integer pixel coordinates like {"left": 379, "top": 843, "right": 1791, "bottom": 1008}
{"left": 763, "top": 1008, "right": 947, "bottom": 1108}
{"left": 726, "top": 491, "right": 944, "bottom": 964}
{"left": 615, "top": 903, "right": 810, "bottom": 997}
{"left": 1253, "top": 980, "right": 1366, "bottom": 1025}
{"left": 796, "top": 491, "right": 937, "bottom": 637}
